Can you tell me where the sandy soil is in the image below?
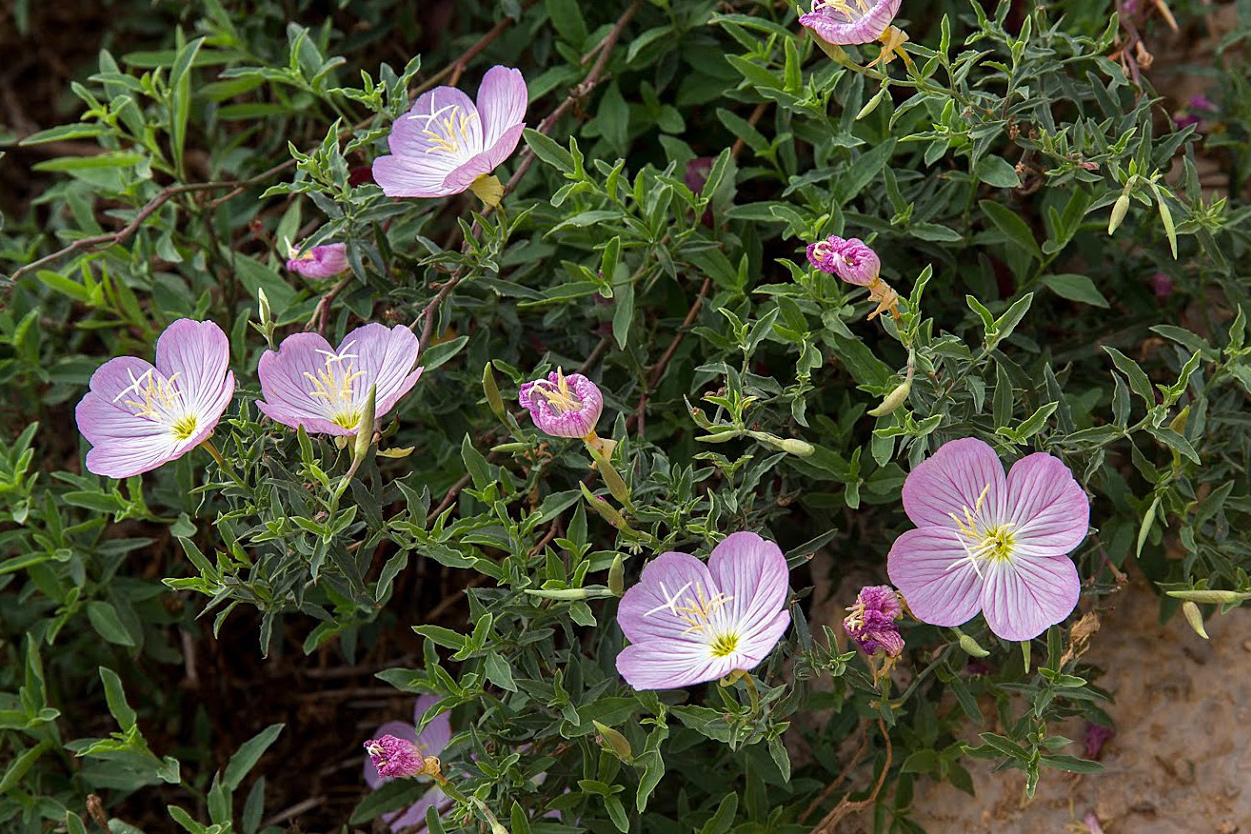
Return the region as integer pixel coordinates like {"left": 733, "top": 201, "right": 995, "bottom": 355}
{"left": 904, "top": 575, "right": 1251, "bottom": 833}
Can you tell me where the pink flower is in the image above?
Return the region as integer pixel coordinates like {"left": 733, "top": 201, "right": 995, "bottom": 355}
{"left": 887, "top": 438, "right": 1089, "bottom": 641}
{"left": 800, "top": 0, "right": 902, "bottom": 45}
{"left": 616, "top": 532, "right": 792, "bottom": 690}
{"left": 256, "top": 323, "right": 422, "bottom": 436}
{"left": 74, "top": 320, "right": 235, "bottom": 478}
{"left": 364, "top": 696, "right": 453, "bottom": 832}
{"left": 372, "top": 65, "right": 527, "bottom": 199}
{"left": 518, "top": 370, "right": 603, "bottom": 439}
{"left": 806, "top": 235, "right": 881, "bottom": 286}
{"left": 844, "top": 585, "right": 904, "bottom": 656}
{"left": 286, "top": 243, "right": 348, "bottom": 278}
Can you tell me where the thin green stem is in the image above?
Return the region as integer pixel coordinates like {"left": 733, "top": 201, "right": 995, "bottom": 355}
{"left": 199, "top": 438, "right": 247, "bottom": 490}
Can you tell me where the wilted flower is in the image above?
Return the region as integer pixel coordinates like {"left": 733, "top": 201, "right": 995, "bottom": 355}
{"left": 364, "top": 696, "right": 453, "bottom": 832}
{"left": 616, "top": 531, "right": 792, "bottom": 690}
{"left": 801, "top": 0, "right": 908, "bottom": 67}
{"left": 807, "top": 235, "right": 880, "bottom": 285}
{"left": 887, "top": 437, "right": 1089, "bottom": 641}
{"left": 75, "top": 319, "right": 235, "bottom": 478}
{"left": 844, "top": 585, "right": 904, "bottom": 657}
{"left": 364, "top": 735, "right": 424, "bottom": 779}
{"left": 256, "top": 323, "right": 422, "bottom": 436}
{"left": 806, "top": 234, "right": 899, "bottom": 320}
{"left": 286, "top": 242, "right": 348, "bottom": 279}
{"left": 1084, "top": 722, "right": 1114, "bottom": 760}
{"left": 372, "top": 65, "right": 527, "bottom": 206}
{"left": 518, "top": 370, "right": 603, "bottom": 439}
{"left": 800, "top": 0, "right": 901, "bottom": 45}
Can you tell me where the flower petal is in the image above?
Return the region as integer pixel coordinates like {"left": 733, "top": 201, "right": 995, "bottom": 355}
{"left": 343, "top": 323, "right": 422, "bottom": 418}
{"left": 413, "top": 694, "right": 452, "bottom": 758}
{"left": 902, "top": 437, "right": 1008, "bottom": 530}
{"left": 734, "top": 608, "right": 791, "bottom": 668}
{"left": 706, "top": 531, "right": 790, "bottom": 637}
{"left": 256, "top": 332, "right": 351, "bottom": 434}
{"left": 887, "top": 527, "right": 985, "bottom": 627}
{"left": 615, "top": 639, "right": 730, "bottom": 690}
{"left": 616, "top": 551, "right": 716, "bottom": 645}
{"left": 385, "top": 791, "right": 441, "bottom": 833}
{"left": 475, "top": 66, "right": 527, "bottom": 151}
{"left": 391, "top": 86, "right": 482, "bottom": 159}
{"left": 1005, "top": 452, "right": 1089, "bottom": 556}
{"left": 372, "top": 153, "right": 461, "bottom": 198}
{"left": 980, "top": 555, "right": 1080, "bottom": 641}
{"left": 154, "top": 319, "right": 231, "bottom": 417}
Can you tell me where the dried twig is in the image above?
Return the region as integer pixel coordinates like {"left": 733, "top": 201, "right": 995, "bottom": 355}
{"left": 629, "top": 276, "right": 711, "bottom": 434}
{"left": 808, "top": 718, "right": 893, "bottom": 833}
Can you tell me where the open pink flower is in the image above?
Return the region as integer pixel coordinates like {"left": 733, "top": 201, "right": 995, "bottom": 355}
{"left": 518, "top": 370, "right": 603, "bottom": 439}
{"left": 256, "top": 323, "right": 422, "bottom": 436}
{"left": 800, "top": 0, "right": 901, "bottom": 44}
{"left": 364, "top": 695, "right": 453, "bottom": 832}
{"left": 616, "top": 532, "right": 791, "bottom": 690}
{"left": 74, "top": 320, "right": 234, "bottom": 478}
{"left": 887, "top": 438, "right": 1089, "bottom": 641}
{"left": 286, "top": 242, "right": 348, "bottom": 278}
{"left": 373, "top": 65, "right": 527, "bottom": 200}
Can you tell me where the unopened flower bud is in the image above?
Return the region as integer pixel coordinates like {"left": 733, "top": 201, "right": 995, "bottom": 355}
{"left": 1167, "top": 589, "right": 1250, "bottom": 604}
{"left": 592, "top": 720, "right": 634, "bottom": 763}
{"left": 608, "top": 553, "right": 625, "bottom": 597}
{"left": 353, "top": 384, "right": 377, "bottom": 464}
{"left": 1108, "top": 191, "right": 1131, "bottom": 235}
{"left": 1181, "top": 600, "right": 1208, "bottom": 639}
{"left": 956, "top": 630, "right": 990, "bottom": 658}
{"left": 482, "top": 363, "right": 506, "bottom": 422}
{"left": 257, "top": 288, "right": 272, "bottom": 328}
{"left": 868, "top": 378, "right": 912, "bottom": 417}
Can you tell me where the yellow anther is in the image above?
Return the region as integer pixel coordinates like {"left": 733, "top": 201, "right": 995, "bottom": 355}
{"left": 303, "top": 342, "right": 366, "bottom": 429}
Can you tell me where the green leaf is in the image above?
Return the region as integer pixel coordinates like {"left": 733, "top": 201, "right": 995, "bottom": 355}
{"left": 223, "top": 723, "right": 285, "bottom": 791}
{"left": 975, "top": 155, "right": 1021, "bottom": 188}
{"left": 1041, "top": 273, "right": 1109, "bottom": 308}
{"left": 523, "top": 129, "right": 574, "bottom": 175}
{"left": 99, "top": 666, "right": 137, "bottom": 731}
{"left": 483, "top": 652, "right": 518, "bottom": 692}
{"left": 979, "top": 200, "right": 1042, "bottom": 261}
{"left": 546, "top": 0, "right": 587, "bottom": 44}
{"left": 1040, "top": 754, "right": 1104, "bottom": 774}
{"left": 87, "top": 601, "right": 137, "bottom": 647}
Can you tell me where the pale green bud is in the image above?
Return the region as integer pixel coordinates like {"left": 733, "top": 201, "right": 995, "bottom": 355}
{"left": 353, "top": 384, "right": 377, "bottom": 465}
{"left": 1167, "top": 589, "right": 1250, "bottom": 604}
{"left": 482, "top": 363, "right": 506, "bottom": 422}
{"left": 868, "top": 378, "right": 913, "bottom": 417}
{"left": 592, "top": 720, "right": 634, "bottom": 763}
{"left": 608, "top": 553, "right": 625, "bottom": 597}
{"left": 1181, "top": 600, "right": 1209, "bottom": 640}
{"left": 1108, "top": 191, "right": 1131, "bottom": 235}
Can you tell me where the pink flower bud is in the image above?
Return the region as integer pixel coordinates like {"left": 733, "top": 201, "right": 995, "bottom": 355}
{"left": 286, "top": 243, "right": 349, "bottom": 278}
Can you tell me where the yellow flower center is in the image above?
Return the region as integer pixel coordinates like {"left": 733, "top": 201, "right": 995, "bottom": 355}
{"left": 644, "top": 578, "right": 738, "bottom": 657}
{"left": 420, "top": 104, "right": 479, "bottom": 157}
{"left": 114, "top": 368, "right": 200, "bottom": 442}
{"left": 948, "top": 483, "right": 1017, "bottom": 575}
{"left": 531, "top": 370, "right": 583, "bottom": 414}
{"left": 304, "top": 342, "right": 366, "bottom": 430}
{"left": 814, "top": 0, "right": 872, "bottom": 20}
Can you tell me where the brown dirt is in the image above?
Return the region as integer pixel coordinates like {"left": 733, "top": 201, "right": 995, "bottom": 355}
{"left": 903, "top": 575, "right": 1251, "bottom": 833}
